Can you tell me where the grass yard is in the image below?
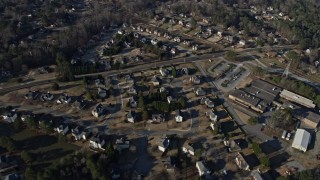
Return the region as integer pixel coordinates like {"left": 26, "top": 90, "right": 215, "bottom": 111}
{"left": 8, "top": 127, "right": 79, "bottom": 167}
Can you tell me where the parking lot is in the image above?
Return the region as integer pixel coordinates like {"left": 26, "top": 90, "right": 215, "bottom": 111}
{"left": 208, "top": 59, "right": 250, "bottom": 92}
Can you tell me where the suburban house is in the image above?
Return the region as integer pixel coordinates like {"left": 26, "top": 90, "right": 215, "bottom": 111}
{"left": 205, "top": 98, "right": 215, "bottom": 108}
{"left": 182, "top": 68, "right": 189, "bottom": 75}
{"left": 292, "top": 129, "right": 311, "bottom": 152}
{"left": 127, "top": 86, "right": 137, "bottom": 95}
{"left": 92, "top": 104, "right": 107, "bottom": 118}
{"left": 151, "top": 38, "right": 158, "bottom": 45}
{"left": 24, "top": 91, "right": 39, "bottom": 100}
{"left": 2, "top": 110, "right": 18, "bottom": 123}
{"left": 166, "top": 96, "right": 174, "bottom": 104}
{"left": 173, "top": 36, "right": 181, "bottom": 42}
{"left": 71, "top": 126, "right": 89, "bottom": 141}
{"left": 251, "top": 169, "right": 264, "bottom": 180}
{"left": 158, "top": 137, "right": 170, "bottom": 152}
{"left": 54, "top": 124, "right": 69, "bottom": 135}
{"left": 151, "top": 114, "right": 165, "bottom": 123}
{"left": 190, "top": 76, "right": 201, "bottom": 84}
{"left": 195, "top": 87, "right": 206, "bottom": 96}
{"left": 227, "top": 140, "right": 242, "bottom": 152}
{"left": 159, "top": 67, "right": 169, "bottom": 77}
{"left": 239, "top": 40, "right": 246, "bottom": 46}
{"left": 56, "top": 94, "right": 71, "bottom": 104}
{"left": 150, "top": 76, "right": 160, "bottom": 86}
{"left": 158, "top": 86, "right": 166, "bottom": 93}
{"left": 235, "top": 152, "right": 250, "bottom": 171}
{"left": 115, "top": 138, "right": 130, "bottom": 152}
{"left": 196, "top": 161, "right": 211, "bottom": 177}
{"left": 89, "top": 134, "right": 105, "bottom": 150}
{"left": 170, "top": 47, "right": 178, "bottom": 55}
{"left": 192, "top": 44, "right": 199, "bottom": 51}
{"left": 97, "top": 88, "right": 108, "bottom": 98}
{"left": 40, "top": 92, "right": 54, "bottom": 101}
{"left": 206, "top": 111, "right": 218, "bottom": 122}
{"left": 175, "top": 110, "right": 183, "bottom": 122}
{"left": 129, "top": 97, "right": 137, "bottom": 108}
{"left": 182, "top": 143, "right": 195, "bottom": 156}
{"left": 127, "top": 111, "right": 136, "bottom": 123}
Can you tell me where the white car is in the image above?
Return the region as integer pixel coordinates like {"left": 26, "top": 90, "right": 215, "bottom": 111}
{"left": 286, "top": 133, "right": 291, "bottom": 140}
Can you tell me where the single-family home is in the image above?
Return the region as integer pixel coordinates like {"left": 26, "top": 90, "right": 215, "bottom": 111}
{"left": 2, "top": 110, "right": 18, "bottom": 123}
{"left": 196, "top": 161, "right": 211, "bottom": 177}
{"left": 128, "top": 86, "right": 137, "bottom": 95}
{"left": 158, "top": 137, "right": 170, "bottom": 152}
{"left": 98, "top": 88, "right": 108, "bottom": 98}
{"left": 167, "top": 96, "right": 174, "bottom": 104}
{"left": 170, "top": 47, "right": 178, "bottom": 55}
{"left": 175, "top": 110, "right": 183, "bottom": 122}
{"left": 159, "top": 87, "right": 167, "bottom": 93}
{"left": 205, "top": 98, "right": 215, "bottom": 108}
{"left": 92, "top": 104, "right": 107, "bottom": 118}
{"left": 173, "top": 36, "right": 181, "bottom": 43}
{"left": 151, "top": 38, "right": 158, "bottom": 45}
{"left": 178, "top": 20, "right": 185, "bottom": 26}
{"left": 195, "top": 87, "right": 206, "bottom": 96}
{"left": 125, "top": 74, "right": 134, "bottom": 84}
{"left": 24, "top": 91, "right": 39, "bottom": 100}
{"left": 129, "top": 97, "right": 137, "bottom": 108}
{"left": 40, "top": 92, "right": 54, "bottom": 101}
{"left": 127, "top": 111, "right": 136, "bottom": 123}
{"left": 115, "top": 138, "right": 130, "bottom": 152}
{"left": 150, "top": 76, "right": 160, "bottom": 86}
{"left": 159, "top": 67, "right": 169, "bottom": 77}
{"left": 71, "top": 126, "right": 89, "bottom": 141}
{"left": 182, "top": 68, "right": 189, "bottom": 75}
{"left": 182, "top": 143, "right": 195, "bottom": 156}
{"left": 206, "top": 110, "right": 218, "bottom": 122}
{"left": 190, "top": 76, "right": 201, "bottom": 84}
{"left": 56, "top": 94, "right": 71, "bottom": 104}
{"left": 192, "top": 44, "right": 199, "bottom": 51}
{"left": 89, "top": 134, "right": 105, "bottom": 150}
{"left": 235, "top": 152, "right": 250, "bottom": 171}
{"left": 54, "top": 124, "right": 69, "bottom": 135}
{"left": 239, "top": 40, "right": 246, "bottom": 46}
{"left": 152, "top": 114, "right": 165, "bottom": 123}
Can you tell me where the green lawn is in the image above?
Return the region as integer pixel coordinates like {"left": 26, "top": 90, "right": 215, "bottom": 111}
{"left": 12, "top": 129, "right": 79, "bottom": 164}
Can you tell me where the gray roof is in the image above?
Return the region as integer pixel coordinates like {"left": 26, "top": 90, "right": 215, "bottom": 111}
{"left": 292, "top": 129, "right": 311, "bottom": 151}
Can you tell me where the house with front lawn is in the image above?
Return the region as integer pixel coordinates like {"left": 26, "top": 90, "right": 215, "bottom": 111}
{"left": 89, "top": 134, "right": 105, "bottom": 150}
{"left": 175, "top": 110, "right": 183, "bottom": 122}
{"left": 56, "top": 94, "right": 72, "bottom": 104}
{"left": 127, "top": 111, "right": 136, "bottom": 123}
{"left": 158, "top": 137, "right": 170, "bottom": 152}
{"left": 196, "top": 161, "right": 210, "bottom": 177}
{"left": 71, "top": 126, "right": 90, "bottom": 141}
{"left": 92, "top": 104, "right": 107, "bottom": 118}
{"left": 183, "top": 142, "right": 195, "bottom": 156}
{"left": 54, "top": 124, "right": 69, "bottom": 135}
{"left": 2, "top": 110, "right": 18, "bottom": 123}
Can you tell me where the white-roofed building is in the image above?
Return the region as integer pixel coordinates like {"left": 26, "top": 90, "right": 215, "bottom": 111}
{"left": 292, "top": 129, "right": 311, "bottom": 152}
{"left": 280, "top": 89, "right": 316, "bottom": 109}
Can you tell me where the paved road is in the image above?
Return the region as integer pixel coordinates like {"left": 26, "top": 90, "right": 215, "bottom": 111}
{"left": 194, "top": 61, "right": 272, "bottom": 141}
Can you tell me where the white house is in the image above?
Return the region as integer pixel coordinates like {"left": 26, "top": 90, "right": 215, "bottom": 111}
{"left": 158, "top": 137, "right": 170, "bottom": 152}
{"left": 292, "top": 129, "right": 311, "bottom": 152}
{"left": 159, "top": 68, "right": 169, "bottom": 77}
{"left": 89, "top": 134, "right": 105, "bottom": 150}
{"left": 3, "top": 110, "right": 18, "bottom": 123}
{"left": 182, "top": 143, "right": 195, "bottom": 156}
{"left": 206, "top": 111, "right": 218, "bottom": 122}
{"left": 127, "top": 111, "right": 136, "bottom": 123}
{"left": 175, "top": 110, "right": 183, "bottom": 122}
{"left": 71, "top": 126, "right": 89, "bottom": 141}
{"left": 151, "top": 38, "right": 158, "bottom": 45}
{"left": 54, "top": 124, "right": 69, "bottom": 135}
{"left": 56, "top": 94, "right": 71, "bottom": 104}
{"left": 167, "top": 96, "right": 174, "bottom": 104}
{"left": 190, "top": 76, "right": 200, "bottom": 84}
{"left": 196, "top": 161, "right": 210, "bottom": 176}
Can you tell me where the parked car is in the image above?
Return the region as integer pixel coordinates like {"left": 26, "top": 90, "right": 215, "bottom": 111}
{"left": 286, "top": 133, "right": 291, "bottom": 140}
{"left": 282, "top": 130, "right": 287, "bottom": 139}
